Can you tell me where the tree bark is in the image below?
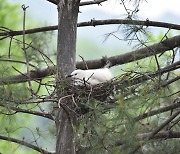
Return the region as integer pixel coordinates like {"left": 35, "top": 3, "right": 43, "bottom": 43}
{"left": 56, "top": 0, "right": 80, "bottom": 154}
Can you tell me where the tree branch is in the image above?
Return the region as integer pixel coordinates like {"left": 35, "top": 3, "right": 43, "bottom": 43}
{"left": 137, "top": 131, "right": 180, "bottom": 140}
{"left": 0, "top": 135, "right": 54, "bottom": 154}
{"left": 115, "top": 131, "right": 180, "bottom": 147}
{"left": 134, "top": 98, "right": 180, "bottom": 121}
{"left": 0, "top": 104, "right": 54, "bottom": 120}
{"left": 79, "top": 0, "right": 107, "bottom": 6}
{"left": 46, "top": 0, "right": 107, "bottom": 6}
{"left": 0, "top": 65, "right": 56, "bottom": 85}
{"left": 1, "top": 19, "right": 180, "bottom": 37}
{"left": 46, "top": 0, "right": 57, "bottom": 5}
{"left": 161, "top": 76, "right": 180, "bottom": 87}
{"left": 78, "top": 19, "right": 180, "bottom": 30}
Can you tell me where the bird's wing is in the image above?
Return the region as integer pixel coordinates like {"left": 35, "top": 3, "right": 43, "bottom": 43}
{"left": 85, "top": 69, "right": 113, "bottom": 84}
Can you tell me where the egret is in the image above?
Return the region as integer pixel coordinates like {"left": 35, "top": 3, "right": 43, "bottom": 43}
{"left": 67, "top": 68, "right": 113, "bottom": 85}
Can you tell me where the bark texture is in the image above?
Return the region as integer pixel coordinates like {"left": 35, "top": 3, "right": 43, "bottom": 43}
{"left": 56, "top": 0, "right": 80, "bottom": 153}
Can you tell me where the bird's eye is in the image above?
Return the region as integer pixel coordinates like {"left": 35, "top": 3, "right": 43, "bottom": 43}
{"left": 74, "top": 73, "right": 77, "bottom": 75}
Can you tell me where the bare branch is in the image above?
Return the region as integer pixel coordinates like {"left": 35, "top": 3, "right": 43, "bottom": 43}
{"left": 1, "top": 19, "right": 180, "bottom": 37}
{"left": 0, "top": 135, "right": 54, "bottom": 154}
{"left": 0, "top": 25, "right": 58, "bottom": 37}
{"left": 161, "top": 76, "right": 180, "bottom": 87}
{"left": 46, "top": 0, "right": 57, "bottom": 5}
{"left": 79, "top": 0, "right": 107, "bottom": 6}
{"left": 0, "top": 65, "right": 56, "bottom": 85}
{"left": 134, "top": 98, "right": 180, "bottom": 121}
{"left": 78, "top": 19, "right": 180, "bottom": 30}
{"left": 0, "top": 104, "right": 54, "bottom": 120}
{"left": 22, "top": 5, "right": 31, "bottom": 86}
{"left": 137, "top": 131, "right": 180, "bottom": 139}
{"left": 115, "top": 131, "right": 180, "bottom": 147}
{"left": 46, "top": 0, "right": 107, "bottom": 6}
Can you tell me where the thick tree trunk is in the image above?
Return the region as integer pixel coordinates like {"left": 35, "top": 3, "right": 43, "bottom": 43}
{"left": 56, "top": 0, "right": 80, "bottom": 153}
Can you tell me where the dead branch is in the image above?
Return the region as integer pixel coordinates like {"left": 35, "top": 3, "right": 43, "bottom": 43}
{"left": 22, "top": 5, "right": 33, "bottom": 92}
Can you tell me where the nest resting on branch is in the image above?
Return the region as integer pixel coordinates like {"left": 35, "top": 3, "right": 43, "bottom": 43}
{"left": 64, "top": 74, "right": 133, "bottom": 102}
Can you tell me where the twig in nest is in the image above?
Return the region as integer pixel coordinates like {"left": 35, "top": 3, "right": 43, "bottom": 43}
{"left": 79, "top": 55, "right": 88, "bottom": 69}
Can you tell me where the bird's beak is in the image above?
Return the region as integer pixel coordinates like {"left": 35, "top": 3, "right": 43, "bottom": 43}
{"left": 66, "top": 74, "right": 73, "bottom": 78}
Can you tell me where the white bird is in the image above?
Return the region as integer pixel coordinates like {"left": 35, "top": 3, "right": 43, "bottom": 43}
{"left": 67, "top": 68, "right": 113, "bottom": 86}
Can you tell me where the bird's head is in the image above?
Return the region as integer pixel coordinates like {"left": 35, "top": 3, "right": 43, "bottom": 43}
{"left": 66, "top": 69, "right": 85, "bottom": 79}
{"left": 66, "top": 69, "right": 86, "bottom": 85}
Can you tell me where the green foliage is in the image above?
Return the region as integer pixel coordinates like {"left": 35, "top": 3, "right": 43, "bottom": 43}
{"left": 0, "top": 0, "right": 20, "bottom": 29}
{"left": 0, "top": 0, "right": 21, "bottom": 56}
{"left": 75, "top": 98, "right": 138, "bottom": 152}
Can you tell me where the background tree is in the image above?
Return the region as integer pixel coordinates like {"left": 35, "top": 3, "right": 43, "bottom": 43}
{"left": 0, "top": 0, "right": 180, "bottom": 154}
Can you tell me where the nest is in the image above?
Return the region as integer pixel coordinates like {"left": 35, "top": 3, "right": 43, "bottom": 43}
{"left": 62, "top": 76, "right": 131, "bottom": 111}
{"left": 58, "top": 73, "right": 139, "bottom": 115}
{"left": 61, "top": 79, "right": 116, "bottom": 114}
{"left": 66, "top": 80, "right": 116, "bottom": 100}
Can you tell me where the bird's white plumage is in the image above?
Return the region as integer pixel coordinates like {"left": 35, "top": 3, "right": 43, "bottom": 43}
{"left": 69, "top": 68, "right": 113, "bottom": 85}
